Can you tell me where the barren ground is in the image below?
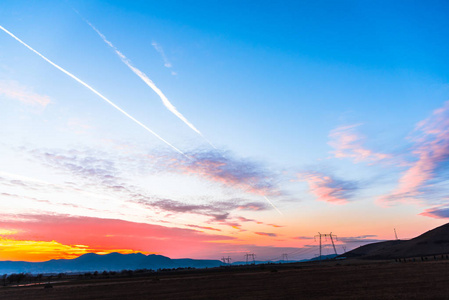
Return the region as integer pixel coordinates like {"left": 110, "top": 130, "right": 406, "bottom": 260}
{"left": 2, "top": 259, "right": 449, "bottom": 299}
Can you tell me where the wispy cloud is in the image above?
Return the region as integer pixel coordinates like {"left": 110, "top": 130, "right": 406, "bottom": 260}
{"left": 329, "top": 124, "right": 390, "bottom": 163}
{"left": 0, "top": 79, "right": 51, "bottom": 107}
{"left": 296, "top": 171, "right": 358, "bottom": 204}
{"left": 19, "top": 146, "right": 272, "bottom": 221}
{"left": 151, "top": 41, "right": 173, "bottom": 69}
{"left": 30, "top": 148, "right": 118, "bottom": 183}
{"left": 237, "top": 216, "right": 263, "bottom": 224}
{"left": 0, "top": 25, "right": 186, "bottom": 156}
{"left": 293, "top": 236, "right": 314, "bottom": 240}
{"left": 419, "top": 205, "right": 449, "bottom": 219}
{"left": 254, "top": 232, "right": 277, "bottom": 237}
{"left": 379, "top": 101, "right": 449, "bottom": 204}
{"left": 338, "top": 235, "right": 383, "bottom": 243}
{"left": 157, "top": 149, "right": 282, "bottom": 197}
{"left": 186, "top": 224, "right": 221, "bottom": 232}
{"left": 136, "top": 197, "right": 267, "bottom": 222}
{"left": 236, "top": 216, "right": 282, "bottom": 228}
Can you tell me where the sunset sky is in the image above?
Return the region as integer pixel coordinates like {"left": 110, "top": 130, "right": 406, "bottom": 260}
{"left": 1, "top": 0, "right": 449, "bottom": 262}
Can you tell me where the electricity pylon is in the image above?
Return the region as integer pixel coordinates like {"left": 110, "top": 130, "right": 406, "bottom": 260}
{"left": 221, "top": 256, "right": 231, "bottom": 265}
{"left": 315, "top": 232, "right": 338, "bottom": 260}
{"left": 245, "top": 253, "right": 256, "bottom": 265}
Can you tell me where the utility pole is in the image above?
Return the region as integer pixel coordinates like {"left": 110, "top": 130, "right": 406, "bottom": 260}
{"left": 282, "top": 253, "right": 288, "bottom": 263}
{"left": 394, "top": 228, "right": 399, "bottom": 240}
{"left": 245, "top": 253, "right": 255, "bottom": 265}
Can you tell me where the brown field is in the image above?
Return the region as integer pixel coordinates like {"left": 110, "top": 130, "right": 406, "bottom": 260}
{"left": 2, "top": 259, "right": 449, "bottom": 299}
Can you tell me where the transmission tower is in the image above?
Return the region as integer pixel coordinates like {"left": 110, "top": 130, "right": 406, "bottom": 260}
{"left": 282, "top": 253, "right": 288, "bottom": 263}
{"left": 315, "top": 232, "right": 338, "bottom": 260}
{"left": 394, "top": 228, "right": 399, "bottom": 240}
{"left": 245, "top": 253, "right": 256, "bottom": 265}
{"left": 221, "top": 256, "right": 231, "bottom": 265}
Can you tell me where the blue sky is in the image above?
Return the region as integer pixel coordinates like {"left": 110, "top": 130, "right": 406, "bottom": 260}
{"left": 1, "top": 0, "right": 449, "bottom": 261}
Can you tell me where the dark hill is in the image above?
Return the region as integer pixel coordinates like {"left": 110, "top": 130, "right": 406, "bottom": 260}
{"left": 343, "top": 223, "right": 449, "bottom": 259}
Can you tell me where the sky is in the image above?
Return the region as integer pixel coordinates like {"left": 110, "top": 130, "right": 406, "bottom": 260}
{"left": 1, "top": 0, "right": 449, "bottom": 262}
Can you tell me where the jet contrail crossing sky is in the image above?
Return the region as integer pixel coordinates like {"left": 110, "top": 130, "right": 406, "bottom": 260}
{"left": 264, "top": 196, "right": 283, "bottom": 215}
{"left": 81, "top": 18, "right": 216, "bottom": 148}
{"left": 0, "top": 25, "right": 187, "bottom": 157}
{"left": 80, "top": 18, "right": 283, "bottom": 214}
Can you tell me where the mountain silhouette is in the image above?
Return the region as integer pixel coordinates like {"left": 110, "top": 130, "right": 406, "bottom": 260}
{"left": 343, "top": 223, "right": 449, "bottom": 259}
{"left": 0, "top": 253, "right": 222, "bottom": 274}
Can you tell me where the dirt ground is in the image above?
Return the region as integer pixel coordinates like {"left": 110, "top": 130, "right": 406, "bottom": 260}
{"left": 2, "top": 259, "right": 449, "bottom": 299}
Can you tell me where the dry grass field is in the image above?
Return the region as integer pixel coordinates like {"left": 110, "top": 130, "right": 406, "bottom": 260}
{"left": 2, "top": 259, "right": 449, "bottom": 299}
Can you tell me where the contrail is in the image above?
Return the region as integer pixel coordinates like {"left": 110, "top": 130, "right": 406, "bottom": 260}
{"left": 74, "top": 12, "right": 280, "bottom": 215}
{"left": 83, "top": 20, "right": 281, "bottom": 213}
{"left": 80, "top": 17, "right": 216, "bottom": 148}
{"left": 264, "top": 196, "right": 283, "bottom": 215}
{"left": 0, "top": 25, "right": 187, "bottom": 157}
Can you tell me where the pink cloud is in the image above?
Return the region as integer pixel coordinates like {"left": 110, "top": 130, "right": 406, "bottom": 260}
{"left": 186, "top": 224, "right": 221, "bottom": 232}
{"left": 293, "top": 236, "right": 314, "bottom": 240}
{"left": 0, "top": 80, "right": 51, "bottom": 107}
{"left": 157, "top": 150, "right": 280, "bottom": 197}
{"left": 267, "top": 223, "right": 283, "bottom": 228}
{"left": 237, "top": 216, "right": 263, "bottom": 224}
{"left": 419, "top": 206, "right": 449, "bottom": 219}
{"left": 254, "top": 232, "right": 277, "bottom": 237}
{"left": 379, "top": 101, "right": 449, "bottom": 204}
{"left": 236, "top": 216, "right": 282, "bottom": 228}
{"left": 296, "top": 171, "right": 357, "bottom": 204}
{"left": 328, "top": 124, "right": 390, "bottom": 163}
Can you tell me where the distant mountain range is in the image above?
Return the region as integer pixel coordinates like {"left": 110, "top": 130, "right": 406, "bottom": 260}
{"left": 0, "top": 253, "right": 223, "bottom": 275}
{"left": 342, "top": 223, "right": 449, "bottom": 259}
{"left": 0, "top": 252, "right": 328, "bottom": 275}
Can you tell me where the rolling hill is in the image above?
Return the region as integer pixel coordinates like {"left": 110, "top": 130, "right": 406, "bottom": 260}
{"left": 343, "top": 223, "right": 449, "bottom": 259}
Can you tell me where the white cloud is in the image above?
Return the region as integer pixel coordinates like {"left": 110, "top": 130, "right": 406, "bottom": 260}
{"left": 0, "top": 80, "right": 51, "bottom": 108}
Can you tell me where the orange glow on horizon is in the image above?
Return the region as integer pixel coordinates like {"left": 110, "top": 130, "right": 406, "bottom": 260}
{"left": 0, "top": 237, "right": 151, "bottom": 262}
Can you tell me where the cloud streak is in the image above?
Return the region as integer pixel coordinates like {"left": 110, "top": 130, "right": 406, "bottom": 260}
{"left": 419, "top": 206, "right": 449, "bottom": 219}
{"left": 329, "top": 124, "right": 390, "bottom": 163}
{"left": 379, "top": 101, "right": 449, "bottom": 204}
{"left": 237, "top": 216, "right": 282, "bottom": 228}
{"left": 0, "top": 25, "right": 186, "bottom": 156}
{"left": 296, "top": 171, "right": 358, "bottom": 204}
{"left": 157, "top": 149, "right": 281, "bottom": 197}
{"left": 0, "top": 80, "right": 51, "bottom": 107}
{"left": 135, "top": 197, "right": 268, "bottom": 222}
{"left": 151, "top": 41, "right": 173, "bottom": 68}
{"left": 254, "top": 232, "right": 277, "bottom": 237}
{"left": 154, "top": 148, "right": 283, "bottom": 214}
{"left": 17, "top": 146, "right": 273, "bottom": 221}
